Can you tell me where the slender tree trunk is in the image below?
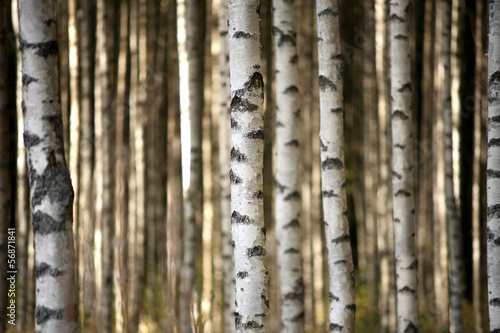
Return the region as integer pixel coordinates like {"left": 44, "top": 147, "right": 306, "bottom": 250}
{"left": 316, "top": 1, "right": 356, "bottom": 332}
{"left": 218, "top": 1, "right": 236, "bottom": 331}
{"left": 389, "top": 0, "right": 419, "bottom": 332}
{"left": 18, "top": 0, "right": 79, "bottom": 331}
{"left": 57, "top": 0, "right": 70, "bottom": 160}
{"left": 0, "top": 2, "right": 12, "bottom": 331}
{"left": 487, "top": 1, "right": 500, "bottom": 331}
{"left": 441, "top": 0, "right": 464, "bottom": 331}
{"left": 272, "top": 1, "right": 305, "bottom": 331}
{"left": 228, "top": 1, "right": 269, "bottom": 331}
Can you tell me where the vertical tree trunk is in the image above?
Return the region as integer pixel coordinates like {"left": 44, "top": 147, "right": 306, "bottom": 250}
{"left": 0, "top": 2, "right": 12, "bottom": 331}
{"left": 218, "top": 1, "right": 236, "bottom": 332}
{"left": 228, "top": 1, "right": 269, "bottom": 331}
{"left": 487, "top": 1, "right": 500, "bottom": 331}
{"left": 18, "top": 0, "right": 79, "bottom": 331}
{"left": 57, "top": 0, "right": 70, "bottom": 159}
{"left": 442, "top": 0, "right": 464, "bottom": 331}
{"left": 272, "top": 0, "right": 305, "bottom": 331}
{"left": 389, "top": 0, "right": 419, "bottom": 332}
{"left": 316, "top": 1, "right": 356, "bottom": 332}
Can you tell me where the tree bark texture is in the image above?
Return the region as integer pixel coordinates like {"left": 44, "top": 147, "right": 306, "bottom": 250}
{"left": 316, "top": 1, "right": 356, "bottom": 332}
{"left": 487, "top": 1, "right": 500, "bottom": 331}
{"left": 218, "top": 1, "right": 236, "bottom": 332}
{"left": 272, "top": 1, "right": 305, "bottom": 331}
{"left": 442, "top": 0, "right": 464, "bottom": 331}
{"left": 389, "top": 0, "right": 419, "bottom": 332}
{"left": 18, "top": 0, "right": 79, "bottom": 331}
{"left": 228, "top": 1, "right": 269, "bottom": 331}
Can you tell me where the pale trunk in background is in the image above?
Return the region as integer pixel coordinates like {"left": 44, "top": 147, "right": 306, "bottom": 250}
{"left": 18, "top": 0, "right": 79, "bottom": 331}
{"left": 316, "top": 1, "right": 356, "bottom": 331}
{"left": 389, "top": 1, "right": 419, "bottom": 332}
{"left": 228, "top": 0, "right": 269, "bottom": 331}
{"left": 487, "top": 0, "right": 500, "bottom": 331}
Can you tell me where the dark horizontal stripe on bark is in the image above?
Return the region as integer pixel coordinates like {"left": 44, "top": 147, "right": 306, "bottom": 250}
{"left": 488, "top": 138, "right": 500, "bottom": 147}
{"left": 284, "top": 219, "right": 300, "bottom": 229}
{"left": 330, "top": 107, "right": 342, "bottom": 113}
{"left": 390, "top": 14, "right": 404, "bottom": 22}
{"left": 230, "top": 96, "right": 258, "bottom": 113}
{"left": 330, "top": 54, "right": 342, "bottom": 60}
{"left": 19, "top": 37, "right": 59, "bottom": 58}
{"left": 229, "top": 169, "right": 242, "bottom": 184}
{"left": 490, "top": 115, "right": 500, "bottom": 125}
{"left": 35, "top": 262, "right": 65, "bottom": 278}
{"left": 284, "top": 191, "right": 300, "bottom": 201}
{"left": 489, "top": 71, "right": 500, "bottom": 86}
{"left": 329, "top": 292, "right": 339, "bottom": 302}
{"left": 231, "top": 211, "right": 251, "bottom": 224}
{"left": 289, "top": 312, "right": 305, "bottom": 322}
{"left": 398, "top": 286, "right": 416, "bottom": 293}
{"left": 321, "top": 157, "right": 343, "bottom": 170}
{"left": 247, "top": 245, "right": 267, "bottom": 257}
{"left": 23, "top": 132, "right": 42, "bottom": 150}
{"left": 236, "top": 271, "right": 248, "bottom": 279}
{"left": 242, "top": 321, "right": 264, "bottom": 329}
{"left": 395, "top": 189, "right": 411, "bottom": 197}
{"left": 394, "top": 144, "right": 406, "bottom": 149}
{"left": 392, "top": 171, "right": 402, "bottom": 179}
{"left": 491, "top": 298, "right": 500, "bottom": 307}
{"left": 284, "top": 247, "right": 300, "bottom": 254}
{"left": 330, "top": 323, "right": 344, "bottom": 331}
{"left": 22, "top": 74, "right": 38, "bottom": 86}
{"left": 394, "top": 218, "right": 401, "bottom": 223}
{"left": 331, "top": 234, "right": 350, "bottom": 244}
{"left": 272, "top": 26, "right": 297, "bottom": 47}
{"left": 255, "top": 313, "right": 267, "bottom": 317}
{"left": 392, "top": 110, "right": 409, "bottom": 120}
{"left": 277, "top": 121, "right": 285, "bottom": 127}
{"left": 404, "top": 259, "right": 418, "bottom": 270}
{"left": 283, "top": 85, "right": 299, "bottom": 94}
{"left": 397, "top": 83, "right": 412, "bottom": 92}
{"left": 35, "top": 305, "right": 64, "bottom": 325}
{"left": 394, "top": 34, "right": 409, "bottom": 40}
{"left": 491, "top": 329, "right": 500, "bottom": 333}
{"left": 232, "top": 31, "right": 253, "bottom": 39}
{"left": 345, "top": 303, "right": 356, "bottom": 311}
{"left": 32, "top": 211, "right": 65, "bottom": 235}
{"left": 322, "top": 190, "right": 338, "bottom": 198}
{"left": 318, "top": 8, "right": 338, "bottom": 17}
{"left": 246, "top": 129, "right": 264, "bottom": 139}
{"left": 230, "top": 147, "right": 247, "bottom": 162}
{"left": 318, "top": 75, "right": 337, "bottom": 91}
{"left": 285, "top": 139, "right": 299, "bottom": 147}
{"left": 334, "top": 259, "right": 347, "bottom": 265}
{"left": 488, "top": 204, "right": 500, "bottom": 219}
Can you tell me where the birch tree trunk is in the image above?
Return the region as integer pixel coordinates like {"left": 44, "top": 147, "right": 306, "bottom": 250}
{"left": 442, "top": 0, "right": 464, "bottom": 331}
{"left": 218, "top": 1, "right": 236, "bottom": 332}
{"left": 316, "top": 1, "right": 355, "bottom": 331}
{"left": 228, "top": 1, "right": 269, "bottom": 331}
{"left": 389, "top": 0, "right": 418, "bottom": 331}
{"left": 18, "top": 0, "right": 79, "bottom": 331}
{"left": 272, "top": 1, "right": 305, "bottom": 331}
{"left": 487, "top": 1, "right": 500, "bottom": 331}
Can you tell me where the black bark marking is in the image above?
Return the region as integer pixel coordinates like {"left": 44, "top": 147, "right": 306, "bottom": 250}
{"left": 289, "top": 54, "right": 298, "bottom": 64}
{"left": 261, "top": 226, "right": 266, "bottom": 238}
{"left": 247, "top": 245, "right": 267, "bottom": 257}
{"left": 253, "top": 64, "right": 260, "bottom": 70}
{"left": 236, "top": 271, "right": 248, "bottom": 279}
{"left": 283, "top": 85, "right": 299, "bottom": 94}
{"left": 19, "top": 37, "right": 59, "bottom": 58}
{"left": 31, "top": 161, "right": 73, "bottom": 214}
{"left": 231, "top": 211, "right": 251, "bottom": 224}
{"left": 392, "top": 171, "right": 402, "bottom": 179}
{"left": 329, "top": 292, "right": 339, "bottom": 302}
{"left": 330, "top": 108, "right": 342, "bottom": 114}
{"left": 229, "top": 169, "right": 242, "bottom": 184}
{"left": 397, "top": 83, "right": 412, "bottom": 92}
{"left": 318, "top": 75, "right": 337, "bottom": 91}
{"left": 285, "top": 139, "right": 299, "bottom": 147}
{"left": 405, "top": 260, "right": 418, "bottom": 270}
{"left": 284, "top": 219, "right": 300, "bottom": 229}
{"left": 330, "top": 323, "right": 344, "bottom": 331}
{"left": 23, "top": 132, "right": 42, "bottom": 150}
{"left": 394, "top": 218, "right": 401, "bottom": 223}
{"left": 233, "top": 31, "right": 252, "bottom": 39}
{"left": 276, "top": 179, "right": 288, "bottom": 192}
{"left": 394, "top": 144, "right": 406, "bottom": 149}
{"left": 284, "top": 191, "right": 300, "bottom": 201}
{"left": 231, "top": 95, "right": 258, "bottom": 113}
{"left": 246, "top": 129, "right": 264, "bottom": 140}
{"left": 392, "top": 110, "right": 409, "bottom": 120}
{"left": 489, "top": 138, "right": 500, "bottom": 147}
{"left": 490, "top": 115, "right": 500, "bottom": 125}
{"left": 398, "top": 286, "right": 416, "bottom": 293}
{"left": 331, "top": 234, "right": 350, "bottom": 244}
{"left": 255, "top": 313, "right": 267, "bottom": 317}
{"left": 272, "top": 26, "right": 296, "bottom": 47}
{"left": 394, "top": 34, "right": 409, "bottom": 40}
{"left": 330, "top": 54, "right": 342, "bottom": 60}
{"left": 491, "top": 298, "right": 500, "bottom": 307}
{"left": 488, "top": 204, "right": 500, "bottom": 219}
{"left": 403, "top": 322, "right": 418, "bottom": 333}
{"left": 390, "top": 14, "right": 404, "bottom": 22}
{"left": 320, "top": 139, "right": 328, "bottom": 151}
{"left": 318, "top": 8, "right": 338, "bottom": 16}
{"left": 345, "top": 304, "right": 356, "bottom": 311}
{"left": 230, "top": 116, "right": 240, "bottom": 129}
{"left": 290, "top": 312, "right": 304, "bottom": 322}
{"left": 253, "top": 190, "right": 264, "bottom": 199}
{"left": 284, "top": 248, "right": 300, "bottom": 254}
{"left": 322, "top": 157, "right": 343, "bottom": 170}
{"left": 322, "top": 190, "right": 338, "bottom": 198}
{"left": 21, "top": 101, "right": 26, "bottom": 115}
{"left": 230, "top": 147, "right": 247, "bottom": 162}
{"left": 231, "top": 240, "right": 235, "bottom": 248}
{"left": 35, "top": 262, "right": 64, "bottom": 278}
{"left": 35, "top": 306, "right": 64, "bottom": 325}
{"left": 235, "top": 312, "right": 242, "bottom": 328}
{"left": 277, "top": 121, "right": 285, "bottom": 127}
{"left": 489, "top": 71, "right": 500, "bottom": 86}
{"left": 244, "top": 321, "right": 264, "bottom": 329}
{"left": 42, "top": 115, "right": 63, "bottom": 137}
{"left": 395, "top": 190, "right": 411, "bottom": 197}
{"left": 334, "top": 259, "right": 347, "bottom": 265}
{"left": 43, "top": 19, "right": 56, "bottom": 25}
{"left": 22, "top": 74, "right": 38, "bottom": 86}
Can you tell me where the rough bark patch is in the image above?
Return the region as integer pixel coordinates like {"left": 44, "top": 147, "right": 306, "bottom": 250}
{"left": 32, "top": 211, "right": 66, "bottom": 235}
{"left": 231, "top": 211, "right": 251, "bottom": 224}
{"left": 318, "top": 75, "right": 337, "bottom": 91}
{"left": 246, "top": 129, "right": 264, "bottom": 140}
{"left": 230, "top": 147, "right": 247, "bottom": 162}
{"left": 247, "top": 245, "right": 267, "bottom": 257}
{"left": 19, "top": 37, "right": 59, "bottom": 58}
{"left": 318, "top": 8, "right": 338, "bottom": 17}
{"left": 35, "top": 262, "right": 65, "bottom": 278}
{"left": 329, "top": 323, "right": 344, "bottom": 331}
{"left": 35, "top": 305, "right": 64, "bottom": 325}
{"left": 321, "top": 157, "right": 343, "bottom": 170}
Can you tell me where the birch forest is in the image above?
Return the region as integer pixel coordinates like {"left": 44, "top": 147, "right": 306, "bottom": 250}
{"left": 1, "top": 0, "right": 500, "bottom": 332}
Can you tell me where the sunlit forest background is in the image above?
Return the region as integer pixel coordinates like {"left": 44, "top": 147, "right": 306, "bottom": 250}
{"left": 0, "top": 0, "right": 493, "bottom": 331}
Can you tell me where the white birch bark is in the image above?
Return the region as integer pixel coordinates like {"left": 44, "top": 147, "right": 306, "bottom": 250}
{"left": 442, "top": 0, "right": 464, "bottom": 331}
{"left": 272, "top": 1, "right": 305, "bottom": 331}
{"left": 228, "top": 1, "right": 269, "bottom": 331}
{"left": 219, "top": 1, "right": 236, "bottom": 332}
{"left": 316, "top": 1, "right": 355, "bottom": 331}
{"left": 487, "top": 1, "right": 500, "bottom": 331}
{"left": 18, "top": 0, "right": 79, "bottom": 331}
{"left": 389, "top": 1, "right": 418, "bottom": 332}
